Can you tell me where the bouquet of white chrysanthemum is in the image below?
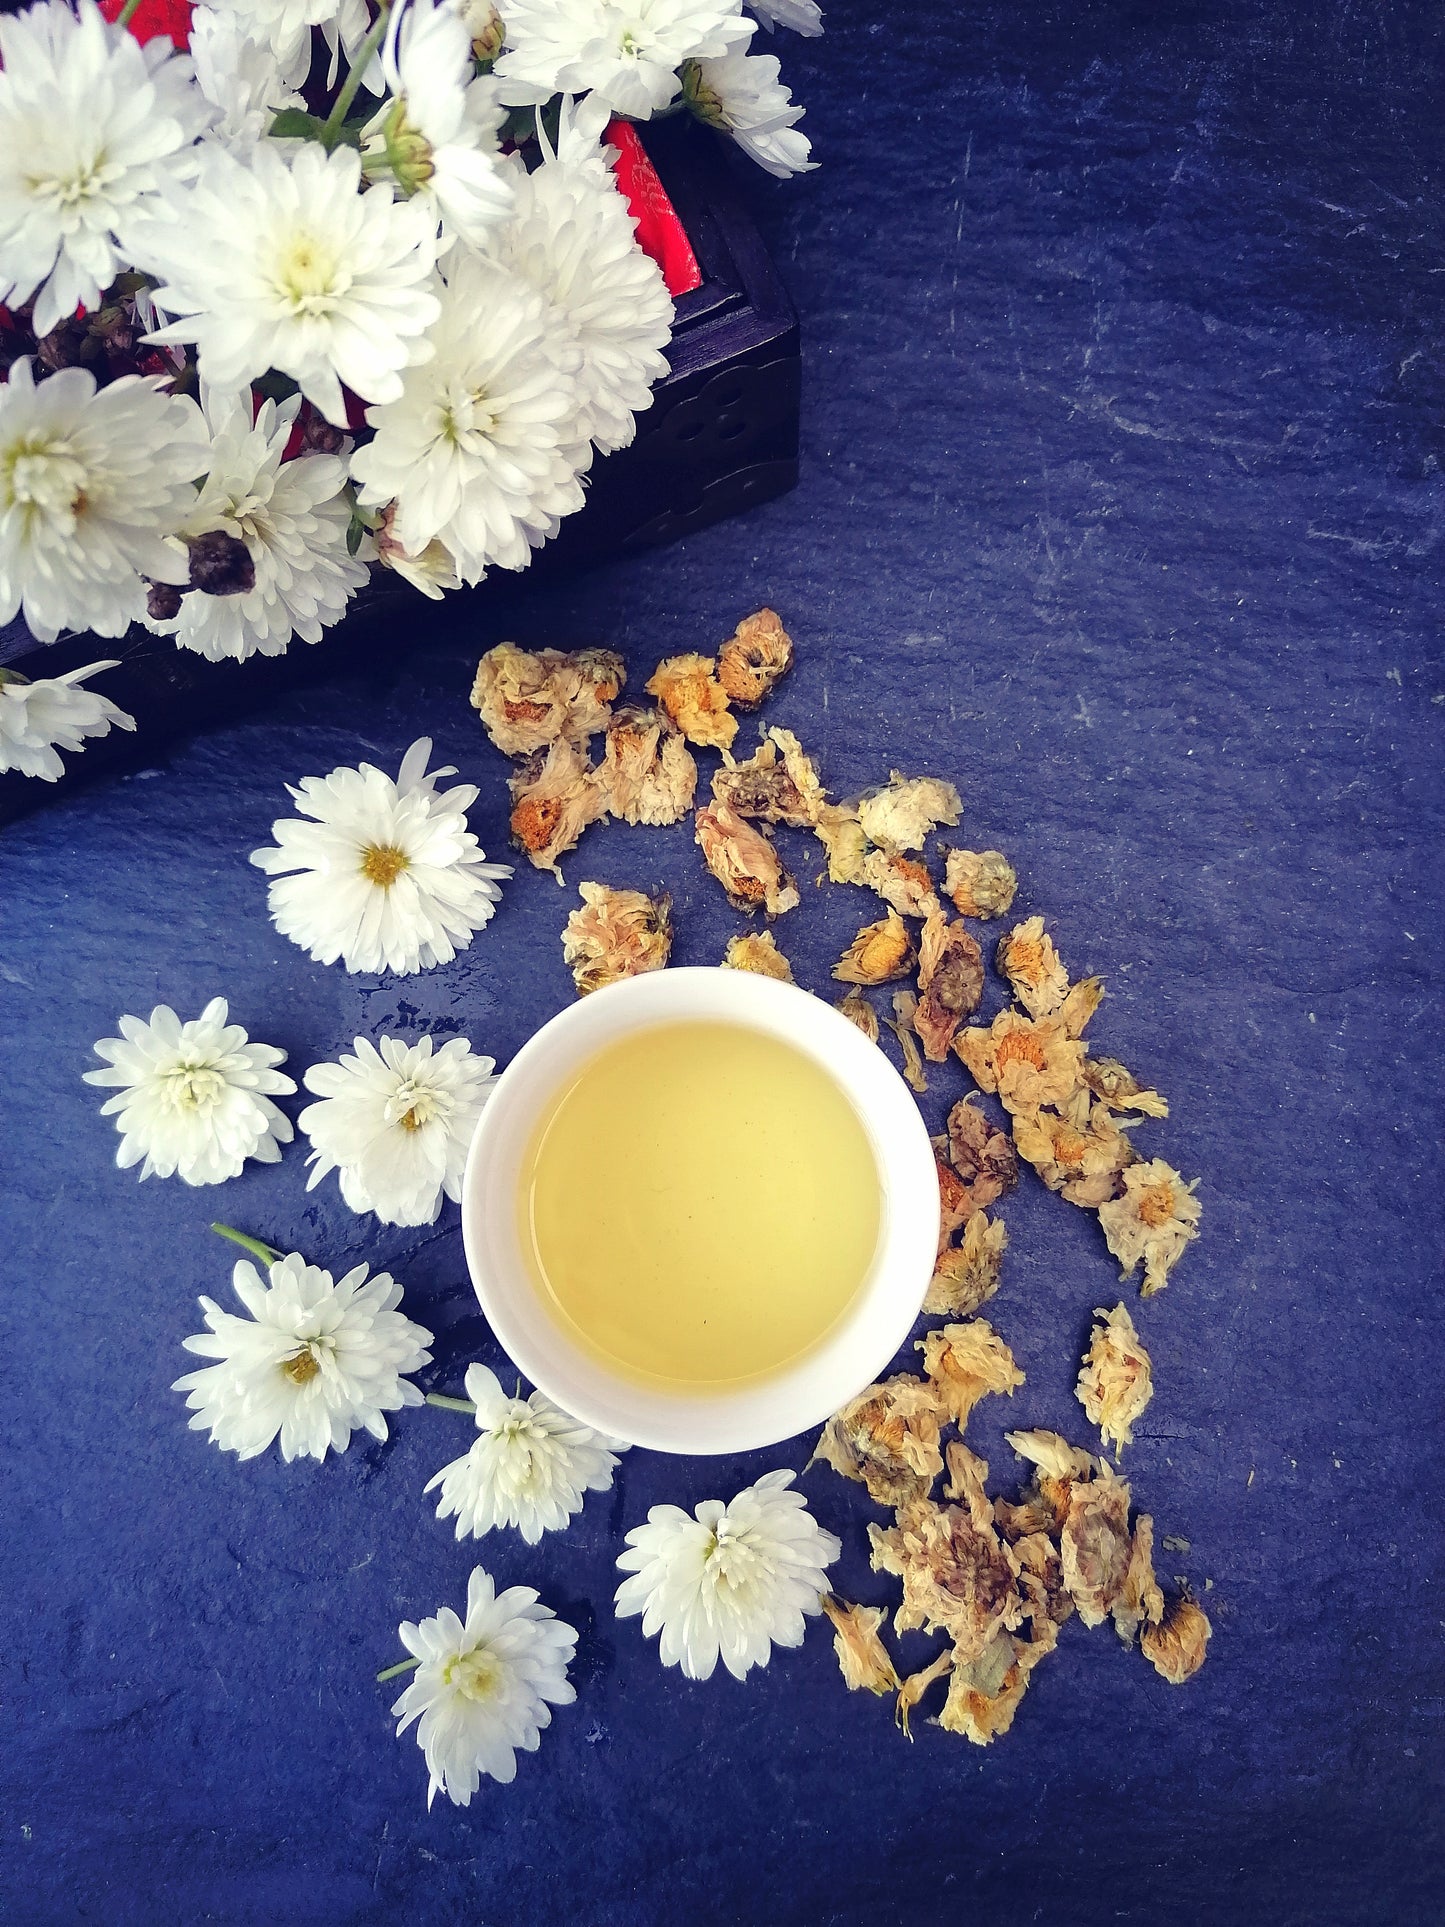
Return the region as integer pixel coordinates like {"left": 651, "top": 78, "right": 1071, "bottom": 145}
{"left": 0, "top": 0, "right": 819, "bottom": 779}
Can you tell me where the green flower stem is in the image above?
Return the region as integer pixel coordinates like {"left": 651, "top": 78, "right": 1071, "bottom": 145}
{"left": 376, "top": 1656, "right": 422, "bottom": 1684}
{"left": 115, "top": 0, "right": 146, "bottom": 28}
{"left": 321, "top": 3, "right": 392, "bottom": 148}
{"left": 210, "top": 1223, "right": 283, "bottom": 1266}
{"left": 425, "top": 1393, "right": 477, "bottom": 1414}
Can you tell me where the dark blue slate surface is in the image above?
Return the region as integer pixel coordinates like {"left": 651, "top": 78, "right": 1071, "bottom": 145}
{"left": 3, "top": 3, "right": 1443, "bottom": 1920}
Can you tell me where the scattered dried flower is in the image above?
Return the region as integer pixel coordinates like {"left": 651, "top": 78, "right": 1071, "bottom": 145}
{"left": 645, "top": 652, "right": 737, "bottom": 750}
{"left": 856, "top": 772, "right": 961, "bottom": 853}
{"left": 1058, "top": 974, "right": 1105, "bottom": 1039}
{"left": 1060, "top": 1466, "right": 1134, "bottom": 1629}
{"left": 821, "top": 1596, "right": 899, "bottom": 1696}
{"left": 955, "top": 1009, "right": 1086, "bottom": 1116}
{"left": 996, "top": 915, "right": 1071, "bottom": 1018}
{"left": 596, "top": 705, "right": 697, "bottom": 826}
{"left": 508, "top": 737, "right": 608, "bottom": 879}
{"left": 997, "top": 1430, "right": 1098, "bottom": 1542}
{"left": 943, "top": 848, "right": 1017, "bottom": 920}
{"left": 832, "top": 910, "right": 915, "bottom": 986}
{"left": 859, "top": 849, "right": 942, "bottom": 920}
{"left": 916, "top": 1320, "right": 1024, "bottom": 1430}
{"left": 716, "top": 607, "right": 794, "bottom": 707}
{"left": 945, "top": 1097, "right": 1018, "bottom": 1214}
{"left": 561, "top": 882, "right": 673, "bottom": 994}
{"left": 1110, "top": 1513, "right": 1164, "bottom": 1647}
{"left": 722, "top": 930, "right": 793, "bottom": 981}
{"left": 1083, "top": 1056, "right": 1169, "bottom": 1118}
{"left": 934, "top": 1150, "right": 972, "bottom": 1250}
{"left": 895, "top": 1649, "right": 952, "bottom": 1738}
{"left": 711, "top": 726, "right": 821, "bottom": 827}
{"left": 695, "top": 802, "right": 799, "bottom": 916}
{"left": 1012, "top": 1093, "right": 1135, "bottom": 1207}
{"left": 812, "top": 1375, "right": 946, "bottom": 1509}
{"left": 886, "top": 991, "right": 928, "bottom": 1094}
{"left": 836, "top": 987, "right": 880, "bottom": 1043}
{"left": 1141, "top": 1593, "right": 1212, "bottom": 1683}
{"left": 869, "top": 1491, "right": 1021, "bottom": 1658}
{"left": 1076, "top": 1303, "right": 1153, "bottom": 1456}
{"left": 471, "top": 642, "right": 623, "bottom": 756}
{"left": 914, "top": 911, "right": 984, "bottom": 1061}
{"left": 924, "top": 1210, "right": 1008, "bottom": 1319}
{"left": 1097, "top": 1158, "right": 1202, "bottom": 1296}
{"left": 813, "top": 802, "right": 869, "bottom": 884}
{"left": 938, "top": 1611, "right": 1058, "bottom": 1746}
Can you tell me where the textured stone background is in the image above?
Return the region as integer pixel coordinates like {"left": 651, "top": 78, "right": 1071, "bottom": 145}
{"left": 3, "top": 2, "right": 1443, "bottom": 1920}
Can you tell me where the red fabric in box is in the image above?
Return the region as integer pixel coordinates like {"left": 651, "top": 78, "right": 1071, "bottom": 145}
{"left": 607, "top": 118, "right": 703, "bottom": 297}
{"left": 100, "top": 0, "right": 193, "bottom": 47}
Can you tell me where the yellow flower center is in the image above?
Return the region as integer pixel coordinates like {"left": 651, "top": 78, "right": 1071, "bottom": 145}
{"left": 1051, "top": 1124, "right": 1089, "bottom": 1164}
{"left": 282, "top": 1347, "right": 321, "bottom": 1385}
{"left": 994, "top": 1029, "right": 1048, "bottom": 1074}
{"left": 160, "top": 1061, "right": 227, "bottom": 1112}
{"left": 1137, "top": 1181, "right": 1177, "bottom": 1228}
{"left": 272, "top": 228, "right": 343, "bottom": 317}
{"left": 1005, "top": 938, "right": 1045, "bottom": 982}
{"left": 360, "top": 843, "right": 409, "bottom": 887}
{"left": 446, "top": 1646, "right": 501, "bottom": 1702}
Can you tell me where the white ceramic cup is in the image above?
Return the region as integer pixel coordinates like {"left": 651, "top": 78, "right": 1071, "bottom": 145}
{"left": 460, "top": 966, "right": 939, "bottom": 1454}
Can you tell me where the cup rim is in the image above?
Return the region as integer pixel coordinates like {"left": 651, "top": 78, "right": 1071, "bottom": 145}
{"left": 460, "top": 967, "right": 940, "bottom": 1455}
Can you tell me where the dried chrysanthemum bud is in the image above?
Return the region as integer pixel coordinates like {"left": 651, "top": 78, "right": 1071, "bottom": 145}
{"left": 997, "top": 915, "right": 1072, "bottom": 1019}
{"left": 1076, "top": 1302, "right": 1153, "bottom": 1456}
{"left": 645, "top": 652, "right": 737, "bottom": 750}
{"left": 916, "top": 1319, "right": 1024, "bottom": 1431}
{"left": 886, "top": 990, "right": 928, "bottom": 1093}
{"left": 934, "top": 1150, "right": 971, "bottom": 1251}
{"left": 694, "top": 802, "right": 799, "bottom": 916}
{"left": 944, "top": 848, "right": 1018, "bottom": 919}
{"left": 924, "top": 1210, "right": 1008, "bottom": 1319}
{"left": 146, "top": 580, "right": 183, "bottom": 622}
{"left": 711, "top": 726, "right": 823, "bottom": 827}
{"left": 857, "top": 772, "right": 962, "bottom": 854}
{"left": 833, "top": 910, "right": 914, "bottom": 985}
{"left": 859, "top": 848, "right": 942, "bottom": 920}
{"left": 1097, "top": 1158, "right": 1202, "bottom": 1296}
{"left": 813, "top": 803, "right": 869, "bottom": 884}
{"left": 1011, "top": 1093, "right": 1134, "bottom": 1207}
{"left": 508, "top": 738, "right": 608, "bottom": 879}
{"left": 716, "top": 607, "right": 794, "bottom": 707}
{"left": 300, "top": 406, "right": 346, "bottom": 455}
{"left": 597, "top": 705, "right": 698, "bottom": 827}
{"left": 1057, "top": 973, "right": 1105, "bottom": 1038}
{"left": 955, "top": 1009, "right": 1087, "bottom": 1116}
{"left": 914, "top": 910, "right": 984, "bottom": 1061}
{"left": 821, "top": 1596, "right": 899, "bottom": 1696}
{"left": 561, "top": 882, "right": 672, "bottom": 995}
{"left": 1110, "top": 1513, "right": 1164, "bottom": 1647}
{"left": 1060, "top": 1465, "right": 1134, "bottom": 1628}
{"left": 997, "top": 1431, "right": 1098, "bottom": 1544}
{"left": 1083, "top": 1055, "right": 1169, "bottom": 1117}
{"left": 869, "top": 1489, "right": 1022, "bottom": 1658}
{"left": 836, "top": 987, "right": 880, "bottom": 1043}
{"left": 1141, "top": 1593, "right": 1212, "bottom": 1683}
{"left": 937, "top": 1613, "right": 1059, "bottom": 1746}
{"left": 186, "top": 529, "right": 255, "bottom": 596}
{"left": 472, "top": 642, "right": 624, "bottom": 756}
{"left": 812, "top": 1375, "right": 947, "bottom": 1509}
{"left": 722, "top": 930, "right": 793, "bottom": 981}
{"left": 945, "top": 1096, "right": 1018, "bottom": 1214}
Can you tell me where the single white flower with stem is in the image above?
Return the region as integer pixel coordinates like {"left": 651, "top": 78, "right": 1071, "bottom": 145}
{"left": 615, "top": 1468, "right": 839, "bottom": 1681}
{"left": 0, "top": 660, "right": 134, "bottom": 782}
{"left": 0, "top": 358, "right": 207, "bottom": 645}
{"left": 299, "top": 1032, "right": 497, "bottom": 1227}
{"left": 682, "top": 48, "right": 814, "bottom": 177}
{"left": 425, "top": 1363, "right": 627, "bottom": 1544}
{"left": 384, "top": 1565, "right": 578, "bottom": 1807}
{"left": 0, "top": 0, "right": 214, "bottom": 337}
{"left": 173, "top": 1224, "right": 434, "bottom": 1461}
{"left": 84, "top": 998, "right": 295, "bottom": 1185}
{"left": 250, "top": 736, "right": 511, "bottom": 973}
{"left": 495, "top": 0, "right": 754, "bottom": 116}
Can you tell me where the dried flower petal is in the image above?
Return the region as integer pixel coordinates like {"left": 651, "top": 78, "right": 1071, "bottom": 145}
{"left": 1141, "top": 1594, "right": 1212, "bottom": 1683}
{"left": 886, "top": 991, "right": 928, "bottom": 1094}
{"left": 712, "top": 726, "right": 823, "bottom": 828}
{"left": 1058, "top": 974, "right": 1105, "bottom": 1039}
{"left": 1076, "top": 1302, "right": 1153, "bottom": 1455}
{"left": 945, "top": 1096, "right": 1018, "bottom": 1214}
{"left": 1111, "top": 1513, "right": 1164, "bottom": 1647}
{"left": 508, "top": 738, "right": 608, "bottom": 879}
{"left": 943, "top": 848, "right": 1017, "bottom": 920}
{"left": 596, "top": 705, "right": 697, "bottom": 826}
{"left": 997, "top": 1431, "right": 1098, "bottom": 1542}
{"left": 472, "top": 642, "right": 624, "bottom": 756}
{"left": 934, "top": 1151, "right": 971, "bottom": 1250}
{"left": 645, "top": 653, "right": 737, "bottom": 750}
{"left": 1083, "top": 1056, "right": 1169, "bottom": 1118}
{"left": 814, "top": 803, "right": 869, "bottom": 884}
{"left": 722, "top": 930, "right": 793, "bottom": 981}
{"left": 869, "top": 1495, "right": 1022, "bottom": 1657}
{"left": 1012, "top": 1530, "right": 1073, "bottom": 1627}
{"left": 914, "top": 911, "right": 984, "bottom": 1061}
{"left": 859, "top": 849, "right": 942, "bottom": 920}
{"left": 717, "top": 607, "right": 794, "bottom": 708}
{"left": 832, "top": 910, "right": 915, "bottom": 986}
{"left": 694, "top": 802, "right": 799, "bottom": 916}
{"left": 996, "top": 915, "right": 1071, "bottom": 1019}
{"left": 955, "top": 1009, "right": 1086, "bottom": 1116}
{"left": 937, "top": 1614, "right": 1058, "bottom": 1746}
{"left": 895, "top": 1649, "right": 952, "bottom": 1738}
{"left": 924, "top": 1210, "right": 1008, "bottom": 1319}
{"left": 1060, "top": 1466, "right": 1134, "bottom": 1628}
{"left": 822, "top": 1596, "right": 899, "bottom": 1696}
{"left": 836, "top": 987, "right": 880, "bottom": 1043}
{"left": 813, "top": 1374, "right": 946, "bottom": 1509}
{"left": 916, "top": 1319, "right": 1024, "bottom": 1430}
{"left": 857, "top": 772, "right": 961, "bottom": 853}
{"left": 562, "top": 883, "right": 672, "bottom": 995}
{"left": 1012, "top": 1094, "right": 1135, "bottom": 1207}
{"left": 1097, "top": 1158, "right": 1202, "bottom": 1296}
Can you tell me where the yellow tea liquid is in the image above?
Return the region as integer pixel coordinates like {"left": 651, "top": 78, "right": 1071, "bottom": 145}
{"left": 519, "top": 1021, "right": 881, "bottom": 1388}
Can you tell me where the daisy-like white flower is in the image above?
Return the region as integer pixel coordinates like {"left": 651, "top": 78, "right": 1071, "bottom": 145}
{"left": 126, "top": 140, "right": 441, "bottom": 427}
{"left": 0, "top": 0, "right": 213, "bottom": 338}
{"left": 250, "top": 737, "right": 511, "bottom": 973}
{"left": 208, "top": 0, "right": 370, "bottom": 89}
{"left": 495, "top": 0, "right": 754, "bottom": 117}
{"left": 683, "top": 48, "right": 814, "bottom": 177}
{"left": 299, "top": 1032, "right": 496, "bottom": 1226}
{"left": 489, "top": 125, "right": 673, "bottom": 456}
{"left": 747, "top": 0, "right": 821, "bottom": 33}
{"left": 0, "top": 359, "right": 207, "bottom": 645}
{"left": 361, "top": 0, "right": 515, "bottom": 252}
{"left": 0, "top": 660, "right": 134, "bottom": 782}
{"left": 350, "top": 252, "right": 586, "bottom": 583}
{"left": 188, "top": 4, "right": 304, "bottom": 151}
{"left": 392, "top": 1566, "right": 577, "bottom": 1807}
{"left": 615, "top": 1468, "right": 839, "bottom": 1682}
{"left": 83, "top": 998, "right": 295, "bottom": 1185}
{"left": 146, "top": 394, "right": 368, "bottom": 662}
{"left": 427, "top": 1363, "right": 627, "bottom": 1544}
{"left": 173, "top": 1251, "right": 433, "bottom": 1460}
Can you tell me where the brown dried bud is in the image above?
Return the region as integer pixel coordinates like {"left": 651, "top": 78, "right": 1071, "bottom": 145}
{"left": 146, "top": 581, "right": 184, "bottom": 622}
{"left": 301, "top": 409, "right": 346, "bottom": 455}
{"left": 187, "top": 530, "right": 256, "bottom": 597}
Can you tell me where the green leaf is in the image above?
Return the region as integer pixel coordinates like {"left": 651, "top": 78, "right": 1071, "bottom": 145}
{"left": 268, "top": 107, "right": 330, "bottom": 141}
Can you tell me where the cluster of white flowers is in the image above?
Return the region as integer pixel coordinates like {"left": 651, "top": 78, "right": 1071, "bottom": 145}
{"left": 0, "top": 0, "right": 820, "bottom": 784}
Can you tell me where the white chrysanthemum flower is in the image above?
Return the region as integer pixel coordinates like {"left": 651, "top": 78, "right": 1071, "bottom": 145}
{"left": 0, "top": 0, "right": 213, "bottom": 338}
{"left": 362, "top": 0, "right": 514, "bottom": 252}
{"left": 615, "top": 1468, "right": 839, "bottom": 1682}
{"left": 146, "top": 394, "right": 367, "bottom": 662}
{"left": 747, "top": 0, "right": 821, "bottom": 33}
{"left": 683, "top": 49, "right": 813, "bottom": 177}
{"left": 0, "top": 359, "right": 207, "bottom": 645}
{"left": 0, "top": 659, "right": 134, "bottom": 782}
{"left": 83, "top": 997, "right": 295, "bottom": 1185}
{"left": 489, "top": 131, "right": 673, "bottom": 456}
{"left": 188, "top": 4, "right": 304, "bottom": 151}
{"left": 299, "top": 1032, "right": 496, "bottom": 1226}
{"left": 350, "top": 252, "right": 586, "bottom": 583}
{"left": 427, "top": 1363, "right": 627, "bottom": 1544}
{"left": 127, "top": 140, "right": 441, "bottom": 427}
{"left": 495, "top": 0, "right": 753, "bottom": 116}
{"left": 206, "top": 0, "right": 370, "bottom": 89}
{"left": 374, "top": 504, "right": 461, "bottom": 599}
{"left": 250, "top": 737, "right": 511, "bottom": 973}
{"left": 393, "top": 1566, "right": 577, "bottom": 1807}
{"left": 173, "top": 1252, "right": 433, "bottom": 1461}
